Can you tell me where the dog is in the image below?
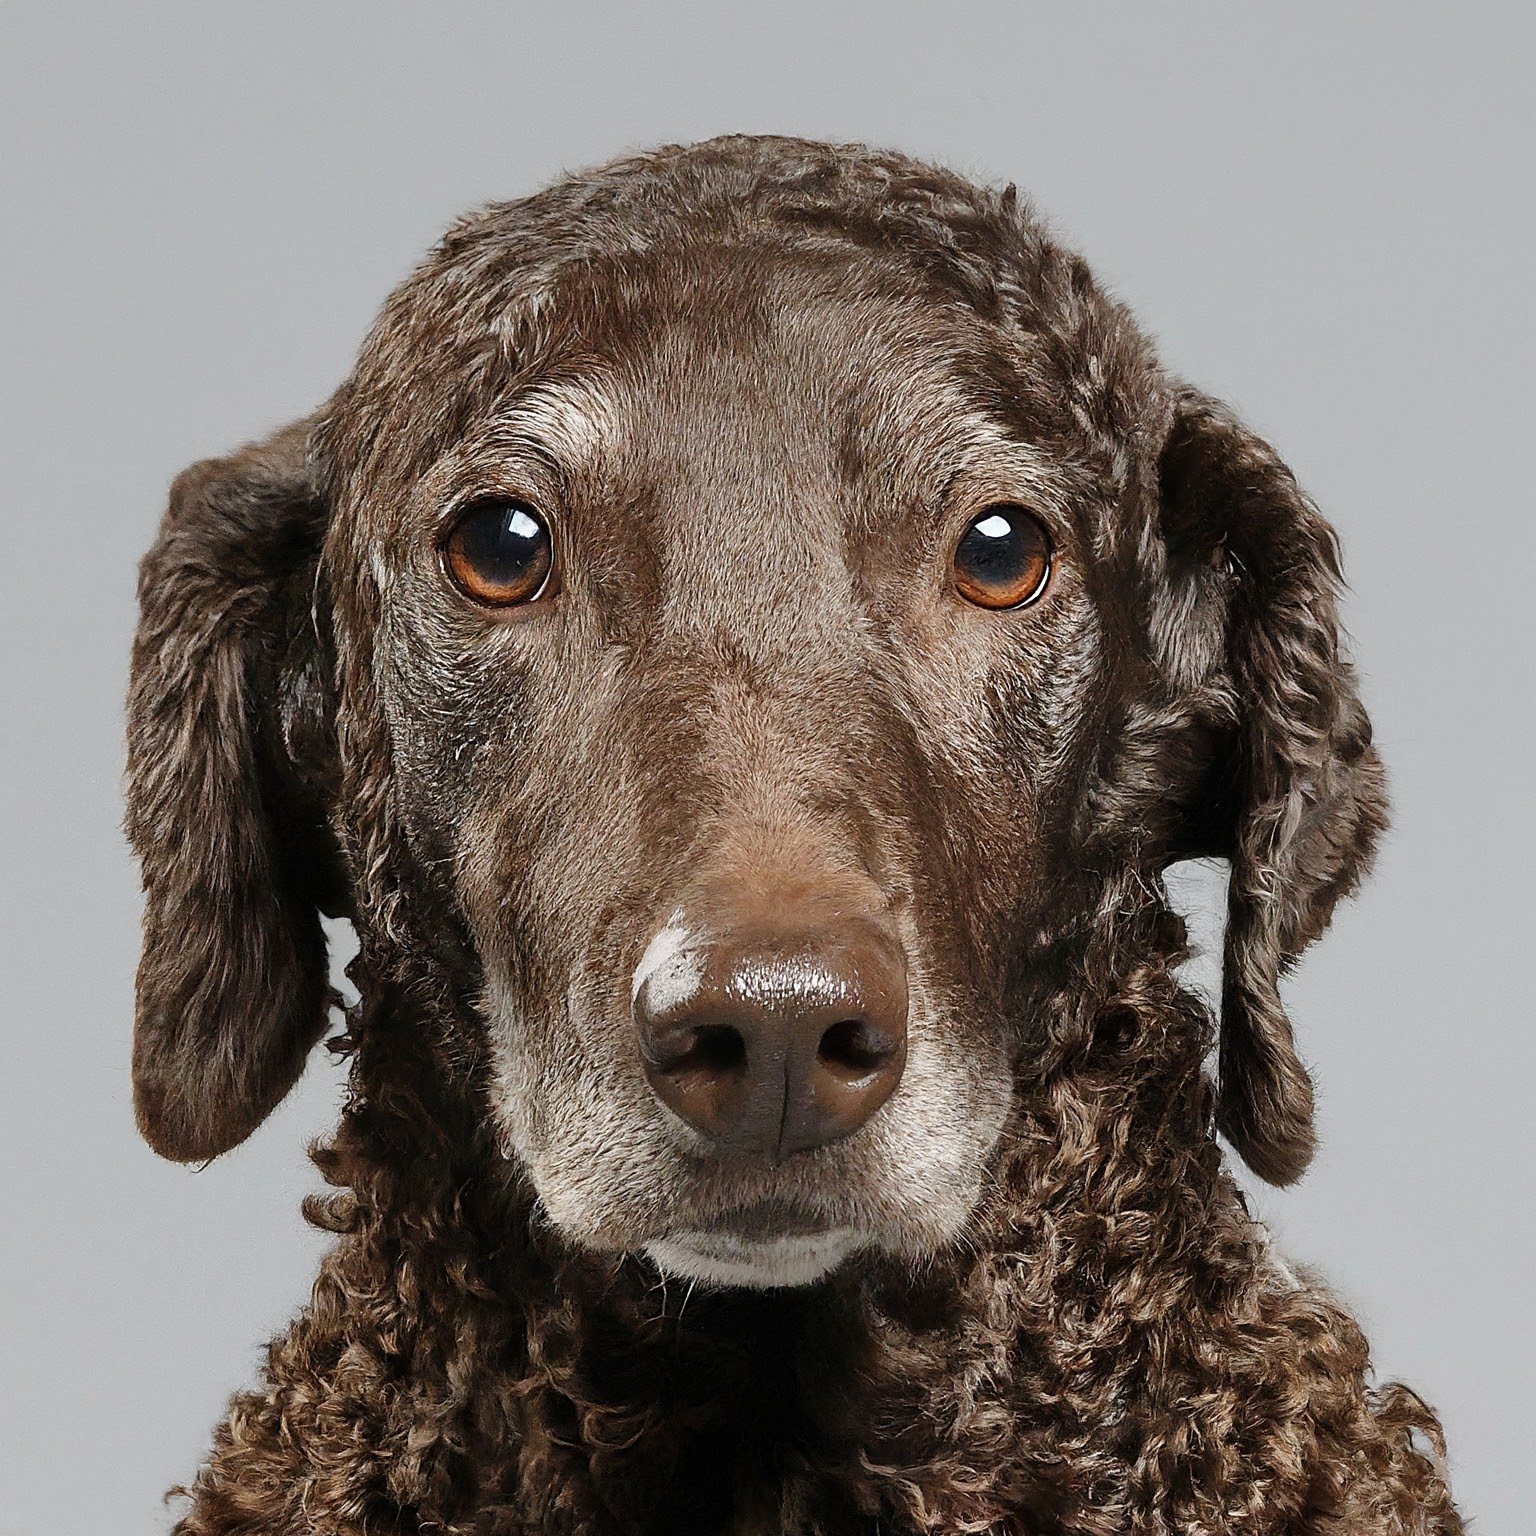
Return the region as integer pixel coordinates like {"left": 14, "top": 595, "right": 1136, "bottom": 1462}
{"left": 126, "top": 134, "right": 1461, "bottom": 1534}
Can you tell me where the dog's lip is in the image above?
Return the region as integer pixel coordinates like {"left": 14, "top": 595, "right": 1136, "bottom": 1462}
{"left": 692, "top": 1198, "right": 834, "bottom": 1242}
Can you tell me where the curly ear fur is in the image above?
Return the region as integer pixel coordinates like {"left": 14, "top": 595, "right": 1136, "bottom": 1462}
{"left": 1158, "top": 389, "right": 1389, "bottom": 1186}
{"left": 125, "top": 420, "right": 346, "bottom": 1162}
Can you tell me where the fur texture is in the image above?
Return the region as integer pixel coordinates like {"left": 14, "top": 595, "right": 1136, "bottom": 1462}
{"left": 125, "top": 135, "right": 1458, "bottom": 1533}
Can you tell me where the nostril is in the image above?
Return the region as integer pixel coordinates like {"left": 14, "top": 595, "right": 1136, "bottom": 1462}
{"left": 816, "top": 1017, "right": 899, "bottom": 1081}
{"left": 646, "top": 1023, "right": 748, "bottom": 1078}
{"left": 689, "top": 1024, "right": 747, "bottom": 1075}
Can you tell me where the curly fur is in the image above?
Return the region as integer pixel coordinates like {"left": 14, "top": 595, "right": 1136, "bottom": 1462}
{"left": 126, "top": 136, "right": 1459, "bottom": 1533}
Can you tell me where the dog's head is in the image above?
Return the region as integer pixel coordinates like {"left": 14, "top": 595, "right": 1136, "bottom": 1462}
{"left": 126, "top": 137, "right": 1385, "bottom": 1287}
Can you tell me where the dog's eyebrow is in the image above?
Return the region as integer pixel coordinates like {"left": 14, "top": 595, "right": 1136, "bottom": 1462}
{"left": 837, "top": 329, "right": 1064, "bottom": 476}
{"left": 856, "top": 372, "right": 1073, "bottom": 519}
{"left": 488, "top": 373, "right": 621, "bottom": 466}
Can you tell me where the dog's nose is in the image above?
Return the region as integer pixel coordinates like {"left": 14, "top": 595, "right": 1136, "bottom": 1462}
{"left": 633, "top": 909, "right": 908, "bottom": 1158}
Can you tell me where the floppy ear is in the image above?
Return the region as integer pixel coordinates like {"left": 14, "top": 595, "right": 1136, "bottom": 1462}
{"left": 125, "top": 419, "right": 348, "bottom": 1162}
{"left": 1157, "top": 388, "right": 1388, "bottom": 1186}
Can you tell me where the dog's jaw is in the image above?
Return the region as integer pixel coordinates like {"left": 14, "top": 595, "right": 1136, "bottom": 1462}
{"left": 645, "top": 1228, "right": 864, "bottom": 1289}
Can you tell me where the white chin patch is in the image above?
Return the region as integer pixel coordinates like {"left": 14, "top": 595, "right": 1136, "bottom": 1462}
{"left": 646, "top": 1229, "right": 861, "bottom": 1290}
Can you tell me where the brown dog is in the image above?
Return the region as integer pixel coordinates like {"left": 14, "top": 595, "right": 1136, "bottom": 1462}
{"left": 126, "top": 135, "right": 1460, "bottom": 1534}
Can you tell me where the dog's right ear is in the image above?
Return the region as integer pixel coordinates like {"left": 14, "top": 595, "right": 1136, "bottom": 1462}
{"left": 125, "top": 420, "right": 348, "bottom": 1162}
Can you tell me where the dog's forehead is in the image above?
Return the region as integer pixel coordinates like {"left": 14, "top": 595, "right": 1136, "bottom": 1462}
{"left": 613, "top": 253, "right": 1020, "bottom": 457}
{"left": 328, "top": 212, "right": 1164, "bottom": 631}
{"left": 546, "top": 261, "right": 1006, "bottom": 486}
{"left": 429, "top": 245, "right": 1080, "bottom": 538}
{"left": 324, "top": 141, "right": 1172, "bottom": 589}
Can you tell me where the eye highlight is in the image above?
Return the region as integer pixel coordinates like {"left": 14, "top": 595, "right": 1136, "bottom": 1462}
{"left": 441, "top": 497, "right": 555, "bottom": 607}
{"left": 951, "top": 505, "right": 1053, "bottom": 610}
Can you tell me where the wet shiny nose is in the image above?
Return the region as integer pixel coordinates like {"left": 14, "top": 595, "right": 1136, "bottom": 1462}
{"left": 633, "top": 910, "right": 908, "bottom": 1158}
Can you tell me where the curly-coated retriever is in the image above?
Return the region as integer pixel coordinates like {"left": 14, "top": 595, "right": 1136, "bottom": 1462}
{"left": 126, "top": 135, "right": 1461, "bottom": 1534}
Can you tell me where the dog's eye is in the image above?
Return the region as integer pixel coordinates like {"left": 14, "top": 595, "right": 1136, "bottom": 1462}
{"left": 952, "top": 506, "right": 1052, "bottom": 610}
{"left": 441, "top": 498, "right": 555, "bottom": 607}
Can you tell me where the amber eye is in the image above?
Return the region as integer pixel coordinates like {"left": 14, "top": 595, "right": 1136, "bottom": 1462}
{"left": 441, "top": 497, "right": 555, "bottom": 607}
{"left": 952, "top": 505, "right": 1053, "bottom": 609}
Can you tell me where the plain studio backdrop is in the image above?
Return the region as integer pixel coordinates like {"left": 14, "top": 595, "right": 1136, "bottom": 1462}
{"left": 1, "top": 5, "right": 1529, "bottom": 1531}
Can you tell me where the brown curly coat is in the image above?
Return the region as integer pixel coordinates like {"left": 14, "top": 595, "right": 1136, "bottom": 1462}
{"left": 125, "top": 136, "right": 1460, "bottom": 1534}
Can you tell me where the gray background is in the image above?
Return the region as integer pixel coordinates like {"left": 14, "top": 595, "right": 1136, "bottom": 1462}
{"left": 1, "top": 4, "right": 1529, "bottom": 1531}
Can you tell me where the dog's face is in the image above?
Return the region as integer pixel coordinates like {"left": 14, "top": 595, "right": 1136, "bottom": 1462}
{"left": 357, "top": 246, "right": 1122, "bottom": 1284}
{"left": 126, "top": 137, "right": 1387, "bottom": 1288}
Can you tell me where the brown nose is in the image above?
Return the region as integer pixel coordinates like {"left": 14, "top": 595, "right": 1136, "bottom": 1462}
{"left": 633, "top": 907, "right": 908, "bottom": 1158}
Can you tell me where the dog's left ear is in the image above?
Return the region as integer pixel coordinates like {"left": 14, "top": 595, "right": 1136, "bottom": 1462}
{"left": 1156, "top": 388, "right": 1388, "bottom": 1186}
